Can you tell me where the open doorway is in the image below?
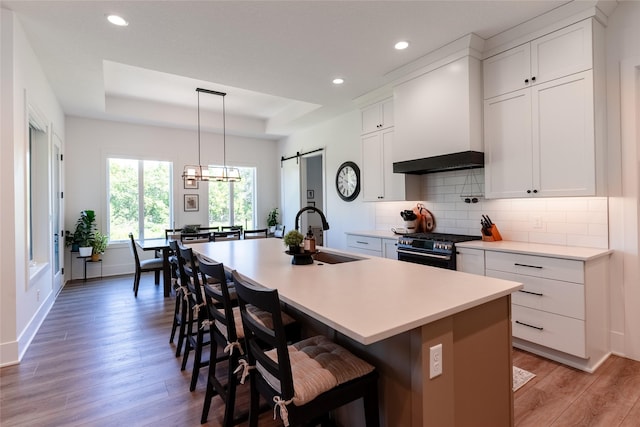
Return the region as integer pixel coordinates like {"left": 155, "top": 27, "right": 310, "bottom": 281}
{"left": 280, "top": 151, "right": 326, "bottom": 245}
{"left": 300, "top": 154, "right": 325, "bottom": 245}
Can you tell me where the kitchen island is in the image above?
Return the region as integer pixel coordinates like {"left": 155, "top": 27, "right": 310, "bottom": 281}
{"left": 189, "top": 238, "right": 522, "bottom": 426}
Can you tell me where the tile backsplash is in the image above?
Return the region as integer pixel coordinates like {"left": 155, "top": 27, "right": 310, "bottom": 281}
{"left": 375, "top": 169, "right": 609, "bottom": 249}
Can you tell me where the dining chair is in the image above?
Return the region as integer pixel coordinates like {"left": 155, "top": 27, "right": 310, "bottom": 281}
{"left": 176, "top": 244, "right": 211, "bottom": 391}
{"left": 168, "top": 240, "right": 189, "bottom": 357}
{"left": 128, "top": 233, "right": 164, "bottom": 298}
{"left": 243, "top": 228, "right": 268, "bottom": 239}
{"left": 200, "top": 263, "right": 300, "bottom": 426}
{"left": 212, "top": 230, "right": 241, "bottom": 242}
{"left": 221, "top": 225, "right": 243, "bottom": 232}
{"left": 232, "top": 270, "right": 380, "bottom": 427}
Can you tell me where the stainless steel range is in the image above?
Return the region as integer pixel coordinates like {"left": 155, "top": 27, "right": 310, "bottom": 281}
{"left": 396, "top": 232, "right": 481, "bottom": 270}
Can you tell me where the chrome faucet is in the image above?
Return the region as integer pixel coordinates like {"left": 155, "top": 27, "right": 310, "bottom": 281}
{"left": 294, "top": 206, "right": 330, "bottom": 232}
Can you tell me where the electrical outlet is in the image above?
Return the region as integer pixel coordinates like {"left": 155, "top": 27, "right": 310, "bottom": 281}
{"left": 533, "top": 216, "right": 543, "bottom": 229}
{"left": 430, "top": 343, "right": 443, "bottom": 379}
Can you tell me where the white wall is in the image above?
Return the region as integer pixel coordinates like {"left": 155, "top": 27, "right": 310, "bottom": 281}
{"left": 279, "top": 110, "right": 376, "bottom": 250}
{"left": 604, "top": 0, "right": 640, "bottom": 360}
{"left": 1, "top": 9, "right": 65, "bottom": 366}
{"left": 64, "top": 116, "right": 279, "bottom": 279}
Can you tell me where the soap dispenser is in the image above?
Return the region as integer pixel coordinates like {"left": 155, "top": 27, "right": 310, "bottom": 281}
{"left": 304, "top": 226, "right": 316, "bottom": 252}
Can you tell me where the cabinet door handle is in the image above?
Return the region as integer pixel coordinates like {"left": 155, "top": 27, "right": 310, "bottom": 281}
{"left": 524, "top": 78, "right": 529, "bottom": 83}
{"left": 531, "top": 76, "right": 536, "bottom": 81}
{"left": 533, "top": 189, "right": 538, "bottom": 194}
{"left": 514, "top": 263, "right": 543, "bottom": 269}
{"left": 518, "top": 289, "right": 544, "bottom": 297}
{"left": 377, "top": 196, "right": 384, "bottom": 199}
{"left": 527, "top": 189, "right": 532, "bottom": 194}
{"left": 356, "top": 241, "right": 369, "bottom": 245}
{"left": 515, "top": 320, "right": 544, "bottom": 331}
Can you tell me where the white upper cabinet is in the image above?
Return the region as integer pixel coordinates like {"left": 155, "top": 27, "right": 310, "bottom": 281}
{"left": 483, "top": 19, "right": 593, "bottom": 100}
{"left": 484, "top": 18, "right": 605, "bottom": 199}
{"left": 361, "top": 98, "right": 394, "bottom": 134}
{"left": 393, "top": 55, "right": 483, "bottom": 162}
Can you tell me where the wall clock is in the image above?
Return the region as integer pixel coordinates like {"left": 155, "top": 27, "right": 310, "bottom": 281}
{"left": 335, "top": 161, "right": 360, "bottom": 202}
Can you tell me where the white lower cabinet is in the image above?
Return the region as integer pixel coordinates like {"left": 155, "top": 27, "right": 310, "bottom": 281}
{"left": 482, "top": 249, "right": 609, "bottom": 372}
{"left": 345, "top": 234, "right": 399, "bottom": 259}
{"left": 456, "top": 247, "right": 485, "bottom": 275}
{"left": 346, "top": 234, "right": 383, "bottom": 257}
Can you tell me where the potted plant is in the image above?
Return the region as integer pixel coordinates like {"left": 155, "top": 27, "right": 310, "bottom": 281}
{"left": 267, "top": 208, "right": 279, "bottom": 233}
{"left": 283, "top": 230, "right": 304, "bottom": 254}
{"left": 91, "top": 230, "right": 108, "bottom": 261}
{"left": 73, "top": 210, "right": 96, "bottom": 256}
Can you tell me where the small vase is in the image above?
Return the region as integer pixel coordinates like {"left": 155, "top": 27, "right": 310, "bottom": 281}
{"left": 91, "top": 253, "right": 101, "bottom": 262}
{"left": 79, "top": 246, "right": 92, "bottom": 257}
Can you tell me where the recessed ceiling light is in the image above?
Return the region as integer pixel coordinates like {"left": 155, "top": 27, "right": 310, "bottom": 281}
{"left": 107, "top": 15, "right": 129, "bottom": 27}
{"left": 332, "top": 78, "right": 345, "bottom": 85}
{"left": 395, "top": 41, "right": 409, "bottom": 50}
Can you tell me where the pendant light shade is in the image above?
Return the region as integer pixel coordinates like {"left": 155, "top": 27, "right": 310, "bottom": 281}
{"left": 182, "top": 88, "right": 240, "bottom": 183}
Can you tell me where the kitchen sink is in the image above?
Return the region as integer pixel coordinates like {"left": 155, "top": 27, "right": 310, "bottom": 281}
{"left": 312, "top": 251, "right": 362, "bottom": 264}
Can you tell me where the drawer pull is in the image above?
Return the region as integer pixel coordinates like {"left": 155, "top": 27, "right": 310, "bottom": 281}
{"left": 515, "top": 320, "right": 544, "bottom": 331}
{"left": 514, "top": 263, "right": 543, "bottom": 269}
{"left": 356, "top": 241, "right": 369, "bottom": 245}
{"left": 518, "top": 289, "right": 544, "bottom": 297}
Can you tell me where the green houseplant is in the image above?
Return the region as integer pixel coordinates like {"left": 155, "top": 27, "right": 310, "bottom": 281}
{"left": 267, "top": 208, "right": 279, "bottom": 232}
{"left": 91, "top": 230, "right": 108, "bottom": 261}
{"left": 72, "top": 210, "right": 97, "bottom": 256}
{"left": 283, "top": 230, "right": 304, "bottom": 253}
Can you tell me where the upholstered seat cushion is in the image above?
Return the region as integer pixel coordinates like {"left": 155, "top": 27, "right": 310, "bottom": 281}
{"left": 216, "top": 305, "right": 295, "bottom": 340}
{"left": 140, "top": 257, "right": 163, "bottom": 269}
{"left": 258, "top": 335, "right": 374, "bottom": 406}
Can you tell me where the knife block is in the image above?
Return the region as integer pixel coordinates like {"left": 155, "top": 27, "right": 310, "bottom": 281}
{"left": 481, "top": 224, "right": 503, "bottom": 242}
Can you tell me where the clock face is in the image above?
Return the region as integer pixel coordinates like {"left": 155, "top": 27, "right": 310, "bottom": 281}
{"left": 336, "top": 161, "right": 360, "bottom": 202}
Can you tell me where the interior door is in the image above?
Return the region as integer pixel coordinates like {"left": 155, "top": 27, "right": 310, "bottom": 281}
{"left": 52, "top": 133, "right": 63, "bottom": 294}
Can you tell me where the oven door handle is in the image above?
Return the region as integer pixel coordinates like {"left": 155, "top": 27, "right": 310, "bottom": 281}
{"left": 396, "top": 249, "right": 451, "bottom": 261}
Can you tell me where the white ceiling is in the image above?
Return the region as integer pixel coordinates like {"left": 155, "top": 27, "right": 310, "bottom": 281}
{"left": 4, "top": 0, "right": 600, "bottom": 139}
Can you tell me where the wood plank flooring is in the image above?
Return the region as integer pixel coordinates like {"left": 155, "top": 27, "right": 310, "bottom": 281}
{"left": 2, "top": 274, "right": 640, "bottom": 426}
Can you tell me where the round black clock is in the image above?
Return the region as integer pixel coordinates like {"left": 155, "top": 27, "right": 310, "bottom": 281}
{"left": 335, "top": 161, "right": 360, "bottom": 202}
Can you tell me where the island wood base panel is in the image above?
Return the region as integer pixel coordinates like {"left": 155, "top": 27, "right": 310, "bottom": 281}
{"left": 289, "top": 296, "right": 514, "bottom": 426}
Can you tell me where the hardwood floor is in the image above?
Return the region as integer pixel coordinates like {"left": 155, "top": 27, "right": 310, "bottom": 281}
{"left": 2, "top": 275, "right": 640, "bottom": 426}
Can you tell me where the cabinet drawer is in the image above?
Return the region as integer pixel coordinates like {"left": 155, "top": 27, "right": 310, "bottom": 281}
{"left": 346, "top": 235, "right": 382, "bottom": 252}
{"left": 488, "top": 270, "right": 584, "bottom": 319}
{"left": 512, "top": 305, "right": 586, "bottom": 358}
{"left": 485, "top": 251, "right": 583, "bottom": 283}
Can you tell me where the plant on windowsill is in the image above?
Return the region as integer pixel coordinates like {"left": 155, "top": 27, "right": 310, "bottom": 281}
{"left": 72, "top": 210, "right": 96, "bottom": 257}
{"left": 91, "top": 231, "right": 108, "bottom": 261}
{"left": 283, "top": 230, "right": 304, "bottom": 254}
{"left": 267, "top": 208, "right": 279, "bottom": 233}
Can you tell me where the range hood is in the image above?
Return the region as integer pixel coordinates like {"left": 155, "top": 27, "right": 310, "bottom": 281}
{"left": 393, "top": 151, "right": 484, "bottom": 175}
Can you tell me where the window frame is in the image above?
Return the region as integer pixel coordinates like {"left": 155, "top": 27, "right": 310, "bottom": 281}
{"left": 106, "top": 156, "right": 174, "bottom": 242}
{"left": 208, "top": 165, "right": 256, "bottom": 229}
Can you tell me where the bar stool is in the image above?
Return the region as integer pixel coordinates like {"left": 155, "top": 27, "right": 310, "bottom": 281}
{"left": 232, "top": 270, "right": 380, "bottom": 427}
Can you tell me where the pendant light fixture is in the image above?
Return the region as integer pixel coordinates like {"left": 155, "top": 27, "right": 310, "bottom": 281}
{"left": 182, "top": 87, "right": 240, "bottom": 184}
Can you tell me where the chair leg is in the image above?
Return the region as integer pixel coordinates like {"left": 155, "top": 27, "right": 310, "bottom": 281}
{"left": 154, "top": 270, "right": 160, "bottom": 285}
{"left": 133, "top": 271, "right": 141, "bottom": 297}
{"left": 363, "top": 379, "right": 380, "bottom": 427}
{"left": 169, "top": 292, "right": 181, "bottom": 343}
{"left": 190, "top": 328, "right": 205, "bottom": 391}
{"left": 223, "top": 359, "right": 238, "bottom": 427}
{"left": 248, "top": 372, "right": 260, "bottom": 427}
{"left": 175, "top": 298, "right": 188, "bottom": 357}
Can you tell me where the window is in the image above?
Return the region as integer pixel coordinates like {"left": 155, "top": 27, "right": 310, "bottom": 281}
{"left": 208, "top": 166, "right": 255, "bottom": 229}
{"left": 108, "top": 158, "right": 172, "bottom": 241}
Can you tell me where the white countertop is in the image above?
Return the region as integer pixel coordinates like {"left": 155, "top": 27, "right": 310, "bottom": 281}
{"left": 188, "top": 239, "right": 522, "bottom": 345}
{"left": 457, "top": 240, "right": 612, "bottom": 261}
{"left": 345, "top": 230, "right": 401, "bottom": 239}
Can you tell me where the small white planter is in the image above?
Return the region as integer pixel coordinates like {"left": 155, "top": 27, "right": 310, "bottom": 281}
{"left": 79, "top": 246, "right": 92, "bottom": 257}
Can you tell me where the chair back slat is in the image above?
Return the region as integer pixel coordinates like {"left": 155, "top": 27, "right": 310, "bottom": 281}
{"left": 243, "top": 228, "right": 268, "bottom": 239}
{"left": 177, "top": 244, "right": 204, "bottom": 305}
{"left": 212, "top": 230, "right": 241, "bottom": 241}
{"left": 231, "top": 270, "right": 295, "bottom": 400}
{"left": 128, "top": 233, "right": 141, "bottom": 268}
{"left": 199, "top": 260, "right": 237, "bottom": 341}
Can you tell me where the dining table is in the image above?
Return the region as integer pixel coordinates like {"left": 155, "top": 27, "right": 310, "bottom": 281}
{"left": 135, "top": 238, "right": 173, "bottom": 297}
